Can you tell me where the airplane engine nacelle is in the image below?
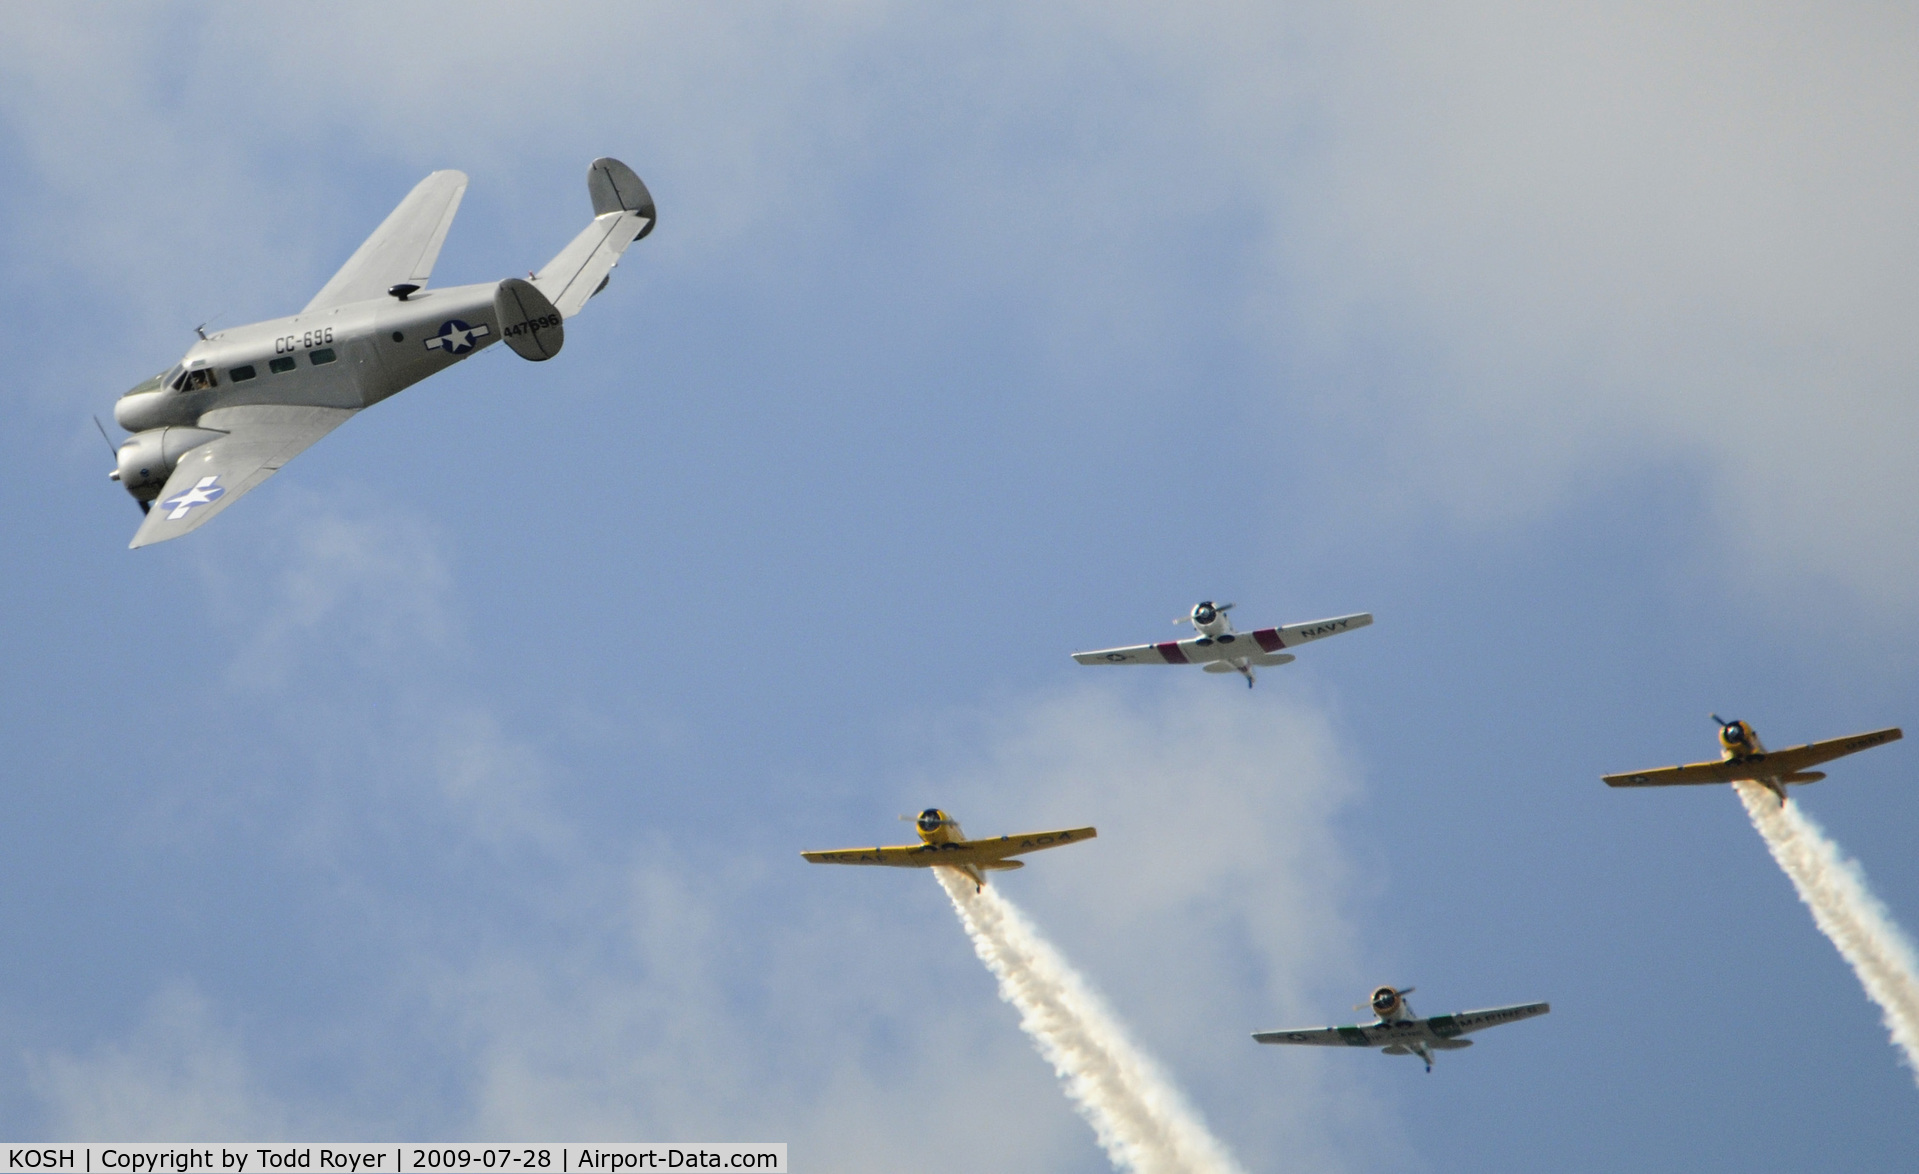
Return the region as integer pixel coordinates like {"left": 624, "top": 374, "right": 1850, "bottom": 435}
{"left": 1719, "top": 720, "right": 1755, "bottom": 756}
{"left": 114, "top": 389, "right": 174, "bottom": 433}
{"left": 1370, "top": 986, "right": 1403, "bottom": 1018}
{"left": 114, "top": 426, "right": 225, "bottom": 502}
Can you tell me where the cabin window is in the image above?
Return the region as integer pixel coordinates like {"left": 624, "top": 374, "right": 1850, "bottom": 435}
{"left": 229, "top": 365, "right": 258, "bottom": 382}
{"left": 269, "top": 357, "right": 297, "bottom": 374}
{"left": 183, "top": 368, "right": 218, "bottom": 391}
{"left": 309, "top": 347, "right": 337, "bottom": 365}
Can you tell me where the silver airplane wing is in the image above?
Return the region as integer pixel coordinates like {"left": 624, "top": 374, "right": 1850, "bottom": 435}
{"left": 1074, "top": 613, "right": 1371, "bottom": 667}
{"left": 129, "top": 405, "right": 356, "bottom": 548}
{"left": 302, "top": 170, "right": 469, "bottom": 314}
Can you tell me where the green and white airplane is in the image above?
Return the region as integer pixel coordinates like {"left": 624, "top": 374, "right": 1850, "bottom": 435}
{"left": 105, "top": 158, "right": 655, "bottom": 547}
{"left": 1253, "top": 986, "right": 1549, "bottom": 1073}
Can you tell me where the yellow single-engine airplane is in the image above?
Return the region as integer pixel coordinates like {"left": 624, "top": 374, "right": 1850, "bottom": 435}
{"left": 1603, "top": 716, "right": 1902, "bottom": 805}
{"left": 802, "top": 809, "right": 1095, "bottom": 891}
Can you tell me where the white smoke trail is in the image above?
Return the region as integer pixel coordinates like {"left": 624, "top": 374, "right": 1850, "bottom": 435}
{"left": 935, "top": 868, "right": 1246, "bottom": 1174}
{"left": 1733, "top": 782, "right": 1919, "bottom": 1084}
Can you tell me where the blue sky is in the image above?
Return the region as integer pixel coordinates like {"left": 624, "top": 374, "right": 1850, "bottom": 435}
{"left": 3, "top": 3, "right": 1918, "bottom": 1169}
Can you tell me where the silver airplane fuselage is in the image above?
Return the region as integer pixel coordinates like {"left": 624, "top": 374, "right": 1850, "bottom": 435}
{"left": 113, "top": 283, "right": 513, "bottom": 498}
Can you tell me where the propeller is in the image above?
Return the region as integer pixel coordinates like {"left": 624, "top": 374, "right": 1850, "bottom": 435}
{"left": 93, "top": 416, "right": 147, "bottom": 514}
{"left": 1175, "top": 601, "right": 1235, "bottom": 625}
{"left": 1711, "top": 713, "right": 1730, "bottom": 728}
{"left": 1358, "top": 985, "right": 1414, "bottom": 1012}
{"left": 91, "top": 415, "right": 118, "bottom": 460}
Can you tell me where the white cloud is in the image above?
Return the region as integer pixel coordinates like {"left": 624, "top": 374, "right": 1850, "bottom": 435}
{"left": 30, "top": 985, "right": 295, "bottom": 1140}
{"left": 13, "top": 2, "right": 1916, "bottom": 1158}
{"left": 15, "top": 3, "right": 1916, "bottom": 612}
{"left": 1221, "top": 2, "right": 1919, "bottom": 606}
{"left": 904, "top": 683, "right": 1403, "bottom": 1170}
{"left": 207, "top": 500, "right": 457, "bottom": 692}
{"left": 34, "top": 672, "right": 1394, "bottom": 1170}
{"left": 420, "top": 682, "right": 1400, "bottom": 1170}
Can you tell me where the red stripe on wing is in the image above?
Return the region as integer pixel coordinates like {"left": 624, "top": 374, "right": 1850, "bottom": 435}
{"left": 1155, "top": 641, "right": 1190, "bottom": 664}
{"left": 1252, "top": 628, "right": 1285, "bottom": 652}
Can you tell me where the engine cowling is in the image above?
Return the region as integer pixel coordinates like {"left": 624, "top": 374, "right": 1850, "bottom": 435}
{"left": 914, "top": 808, "right": 964, "bottom": 845}
{"left": 114, "top": 426, "right": 225, "bottom": 502}
{"left": 1370, "top": 986, "right": 1403, "bottom": 1018}
{"left": 1191, "top": 601, "right": 1234, "bottom": 635}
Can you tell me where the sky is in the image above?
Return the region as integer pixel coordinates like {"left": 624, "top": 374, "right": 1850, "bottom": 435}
{"left": 3, "top": 2, "right": 1919, "bottom": 1169}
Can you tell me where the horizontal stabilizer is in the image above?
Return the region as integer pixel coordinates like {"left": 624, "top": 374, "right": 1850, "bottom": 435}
{"left": 589, "top": 157, "right": 656, "bottom": 225}
{"left": 533, "top": 157, "right": 655, "bottom": 318}
{"left": 495, "top": 278, "right": 564, "bottom": 361}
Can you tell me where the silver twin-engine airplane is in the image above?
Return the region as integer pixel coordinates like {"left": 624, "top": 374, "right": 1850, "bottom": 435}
{"left": 1254, "top": 986, "right": 1549, "bottom": 1073}
{"left": 1073, "top": 601, "right": 1372, "bottom": 687}
{"left": 106, "top": 158, "right": 655, "bottom": 547}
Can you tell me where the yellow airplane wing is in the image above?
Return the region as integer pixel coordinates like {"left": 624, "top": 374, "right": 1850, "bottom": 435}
{"left": 1603, "top": 759, "right": 1768, "bottom": 788}
{"left": 1603, "top": 727, "right": 1901, "bottom": 788}
{"left": 949, "top": 826, "right": 1097, "bottom": 863}
{"left": 801, "top": 826, "right": 1096, "bottom": 868}
{"left": 1760, "top": 727, "right": 1902, "bottom": 774}
{"left": 801, "top": 843, "right": 947, "bottom": 867}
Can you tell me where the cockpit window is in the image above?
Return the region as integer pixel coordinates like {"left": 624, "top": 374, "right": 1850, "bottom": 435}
{"left": 183, "top": 368, "right": 218, "bottom": 391}
{"left": 121, "top": 369, "right": 171, "bottom": 398}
